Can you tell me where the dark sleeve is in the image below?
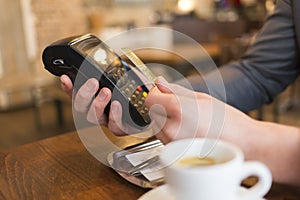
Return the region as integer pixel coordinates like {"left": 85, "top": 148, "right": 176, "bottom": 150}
{"left": 181, "top": 0, "right": 300, "bottom": 112}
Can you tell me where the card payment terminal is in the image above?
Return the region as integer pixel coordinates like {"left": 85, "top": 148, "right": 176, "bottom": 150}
{"left": 42, "top": 34, "right": 152, "bottom": 129}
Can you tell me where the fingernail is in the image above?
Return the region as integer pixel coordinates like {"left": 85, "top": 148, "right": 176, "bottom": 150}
{"left": 60, "top": 77, "right": 67, "bottom": 87}
{"left": 111, "top": 101, "right": 119, "bottom": 115}
{"left": 150, "top": 86, "right": 159, "bottom": 94}
{"left": 99, "top": 89, "right": 108, "bottom": 101}
{"left": 61, "top": 81, "right": 66, "bottom": 89}
{"left": 86, "top": 79, "right": 97, "bottom": 91}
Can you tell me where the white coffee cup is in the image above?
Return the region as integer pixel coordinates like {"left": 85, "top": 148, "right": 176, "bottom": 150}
{"left": 159, "top": 138, "right": 272, "bottom": 200}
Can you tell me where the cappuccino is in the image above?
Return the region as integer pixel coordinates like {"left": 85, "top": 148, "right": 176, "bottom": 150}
{"left": 178, "top": 156, "right": 216, "bottom": 167}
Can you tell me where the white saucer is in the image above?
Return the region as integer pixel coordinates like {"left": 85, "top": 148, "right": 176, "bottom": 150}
{"left": 138, "top": 184, "right": 266, "bottom": 200}
{"left": 139, "top": 184, "right": 175, "bottom": 200}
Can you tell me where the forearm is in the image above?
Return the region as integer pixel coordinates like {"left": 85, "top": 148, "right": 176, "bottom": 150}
{"left": 181, "top": 67, "right": 269, "bottom": 112}
{"left": 249, "top": 122, "right": 300, "bottom": 186}
{"left": 221, "top": 109, "right": 300, "bottom": 186}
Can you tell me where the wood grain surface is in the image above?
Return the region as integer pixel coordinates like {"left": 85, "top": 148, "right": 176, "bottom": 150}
{"left": 0, "top": 126, "right": 299, "bottom": 200}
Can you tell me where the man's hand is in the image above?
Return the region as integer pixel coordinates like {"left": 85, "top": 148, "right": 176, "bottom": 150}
{"left": 60, "top": 75, "right": 140, "bottom": 135}
{"left": 145, "top": 76, "right": 227, "bottom": 144}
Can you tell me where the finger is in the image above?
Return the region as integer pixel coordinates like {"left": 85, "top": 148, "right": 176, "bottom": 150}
{"left": 156, "top": 81, "right": 194, "bottom": 99}
{"left": 155, "top": 131, "right": 172, "bottom": 145}
{"left": 60, "top": 75, "right": 73, "bottom": 97}
{"left": 148, "top": 105, "right": 169, "bottom": 145}
{"left": 86, "top": 88, "right": 111, "bottom": 125}
{"left": 74, "top": 78, "right": 99, "bottom": 113}
{"left": 155, "top": 76, "right": 173, "bottom": 94}
{"left": 152, "top": 116, "right": 196, "bottom": 145}
{"left": 148, "top": 104, "right": 168, "bottom": 134}
{"left": 108, "top": 101, "right": 142, "bottom": 136}
{"left": 148, "top": 103, "right": 181, "bottom": 144}
{"left": 150, "top": 117, "right": 182, "bottom": 144}
{"left": 151, "top": 119, "right": 180, "bottom": 145}
{"left": 108, "top": 101, "right": 127, "bottom": 136}
{"left": 145, "top": 87, "right": 180, "bottom": 117}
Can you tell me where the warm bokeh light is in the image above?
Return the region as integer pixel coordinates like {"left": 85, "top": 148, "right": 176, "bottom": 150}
{"left": 177, "top": 0, "right": 195, "bottom": 13}
{"left": 265, "top": 0, "right": 275, "bottom": 14}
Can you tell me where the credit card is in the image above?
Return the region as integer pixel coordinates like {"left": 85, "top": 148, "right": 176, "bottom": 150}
{"left": 121, "top": 48, "right": 156, "bottom": 86}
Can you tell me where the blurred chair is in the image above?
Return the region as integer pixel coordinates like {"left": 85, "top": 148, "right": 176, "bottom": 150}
{"left": 171, "top": 15, "right": 247, "bottom": 44}
{"left": 0, "top": 73, "right": 68, "bottom": 130}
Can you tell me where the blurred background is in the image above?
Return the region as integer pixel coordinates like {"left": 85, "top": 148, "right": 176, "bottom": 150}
{"left": 1, "top": 0, "right": 298, "bottom": 150}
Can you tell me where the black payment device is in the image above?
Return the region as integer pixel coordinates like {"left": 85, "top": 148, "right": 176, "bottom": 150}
{"left": 42, "top": 34, "right": 152, "bottom": 129}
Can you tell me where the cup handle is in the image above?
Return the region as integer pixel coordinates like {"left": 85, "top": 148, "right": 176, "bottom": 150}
{"left": 237, "top": 161, "right": 272, "bottom": 200}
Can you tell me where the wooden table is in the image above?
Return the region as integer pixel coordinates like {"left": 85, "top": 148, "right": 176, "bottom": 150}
{"left": 0, "top": 127, "right": 299, "bottom": 200}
